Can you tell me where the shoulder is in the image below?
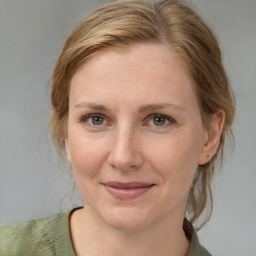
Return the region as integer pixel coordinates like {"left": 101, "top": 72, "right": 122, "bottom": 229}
{"left": 188, "top": 231, "right": 212, "bottom": 256}
{"left": 0, "top": 211, "right": 75, "bottom": 256}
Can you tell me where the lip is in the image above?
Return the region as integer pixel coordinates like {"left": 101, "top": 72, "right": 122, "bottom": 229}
{"left": 102, "top": 181, "right": 155, "bottom": 200}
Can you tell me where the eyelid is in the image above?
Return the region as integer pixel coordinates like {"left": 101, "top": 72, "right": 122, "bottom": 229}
{"left": 148, "top": 113, "right": 175, "bottom": 121}
{"left": 80, "top": 113, "right": 110, "bottom": 125}
{"left": 79, "top": 112, "right": 176, "bottom": 127}
{"left": 145, "top": 113, "right": 176, "bottom": 126}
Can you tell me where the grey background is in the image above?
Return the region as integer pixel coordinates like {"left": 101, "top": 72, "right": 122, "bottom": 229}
{"left": 0, "top": 0, "right": 255, "bottom": 255}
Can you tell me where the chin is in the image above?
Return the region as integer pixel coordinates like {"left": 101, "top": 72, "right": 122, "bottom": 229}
{"left": 100, "top": 206, "right": 155, "bottom": 232}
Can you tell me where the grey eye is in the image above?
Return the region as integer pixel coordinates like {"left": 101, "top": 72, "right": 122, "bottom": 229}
{"left": 152, "top": 116, "right": 168, "bottom": 126}
{"left": 89, "top": 116, "right": 105, "bottom": 125}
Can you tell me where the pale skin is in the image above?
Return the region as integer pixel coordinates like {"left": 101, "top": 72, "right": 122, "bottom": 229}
{"left": 65, "top": 43, "right": 225, "bottom": 256}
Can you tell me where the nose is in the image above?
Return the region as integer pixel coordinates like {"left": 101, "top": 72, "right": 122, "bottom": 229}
{"left": 107, "top": 126, "right": 144, "bottom": 171}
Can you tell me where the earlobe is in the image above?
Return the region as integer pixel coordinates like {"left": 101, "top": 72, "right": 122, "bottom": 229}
{"left": 65, "top": 138, "right": 72, "bottom": 164}
{"left": 198, "top": 110, "right": 225, "bottom": 165}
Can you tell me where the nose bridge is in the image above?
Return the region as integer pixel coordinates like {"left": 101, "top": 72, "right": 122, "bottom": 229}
{"left": 108, "top": 123, "right": 143, "bottom": 171}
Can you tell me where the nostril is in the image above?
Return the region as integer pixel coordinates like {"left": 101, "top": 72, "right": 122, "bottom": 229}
{"left": 108, "top": 152, "right": 143, "bottom": 171}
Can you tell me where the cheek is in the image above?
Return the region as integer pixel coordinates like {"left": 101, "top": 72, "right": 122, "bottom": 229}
{"left": 67, "top": 132, "right": 109, "bottom": 184}
{"left": 146, "top": 131, "right": 201, "bottom": 190}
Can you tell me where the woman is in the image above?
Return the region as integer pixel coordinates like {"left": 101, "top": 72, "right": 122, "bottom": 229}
{"left": 0, "top": 0, "right": 235, "bottom": 255}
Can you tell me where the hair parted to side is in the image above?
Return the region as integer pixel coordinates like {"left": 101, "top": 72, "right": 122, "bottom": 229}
{"left": 49, "top": 0, "right": 235, "bottom": 231}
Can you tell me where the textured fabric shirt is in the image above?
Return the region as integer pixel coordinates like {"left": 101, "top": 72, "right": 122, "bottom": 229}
{"left": 0, "top": 209, "right": 211, "bottom": 256}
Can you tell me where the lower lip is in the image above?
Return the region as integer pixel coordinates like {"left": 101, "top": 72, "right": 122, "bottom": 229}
{"left": 104, "top": 185, "right": 154, "bottom": 200}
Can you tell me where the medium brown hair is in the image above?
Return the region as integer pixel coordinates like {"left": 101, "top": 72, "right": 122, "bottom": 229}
{"left": 49, "top": 0, "right": 235, "bottom": 231}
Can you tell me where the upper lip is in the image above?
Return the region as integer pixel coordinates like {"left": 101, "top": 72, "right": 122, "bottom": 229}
{"left": 103, "top": 181, "right": 154, "bottom": 189}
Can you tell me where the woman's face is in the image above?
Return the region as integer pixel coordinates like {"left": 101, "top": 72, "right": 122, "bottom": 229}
{"left": 66, "top": 43, "right": 209, "bottom": 231}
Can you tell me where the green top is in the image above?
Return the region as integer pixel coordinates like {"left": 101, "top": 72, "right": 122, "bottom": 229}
{"left": 0, "top": 209, "right": 211, "bottom": 256}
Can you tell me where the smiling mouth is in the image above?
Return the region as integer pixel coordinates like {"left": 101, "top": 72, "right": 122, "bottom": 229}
{"left": 102, "top": 182, "right": 155, "bottom": 200}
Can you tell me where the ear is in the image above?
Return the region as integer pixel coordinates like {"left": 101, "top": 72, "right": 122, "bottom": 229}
{"left": 65, "top": 138, "right": 72, "bottom": 164}
{"left": 198, "top": 110, "right": 225, "bottom": 165}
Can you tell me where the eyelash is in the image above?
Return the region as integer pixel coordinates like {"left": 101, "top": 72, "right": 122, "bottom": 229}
{"left": 145, "top": 113, "right": 175, "bottom": 127}
{"left": 80, "top": 113, "right": 109, "bottom": 127}
{"left": 80, "top": 113, "right": 176, "bottom": 128}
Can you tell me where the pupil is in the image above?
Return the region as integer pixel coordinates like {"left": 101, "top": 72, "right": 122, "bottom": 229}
{"left": 153, "top": 117, "right": 165, "bottom": 126}
{"left": 92, "top": 116, "right": 103, "bottom": 125}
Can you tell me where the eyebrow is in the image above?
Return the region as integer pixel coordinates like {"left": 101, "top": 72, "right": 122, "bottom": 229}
{"left": 74, "top": 102, "right": 110, "bottom": 111}
{"left": 138, "top": 103, "right": 185, "bottom": 113}
{"left": 74, "top": 102, "right": 185, "bottom": 112}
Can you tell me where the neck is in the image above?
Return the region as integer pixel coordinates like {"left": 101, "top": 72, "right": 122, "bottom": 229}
{"left": 70, "top": 206, "right": 190, "bottom": 256}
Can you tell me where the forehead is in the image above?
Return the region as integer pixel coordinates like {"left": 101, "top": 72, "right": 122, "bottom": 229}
{"left": 69, "top": 43, "right": 198, "bottom": 110}
{"left": 73, "top": 43, "right": 190, "bottom": 78}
